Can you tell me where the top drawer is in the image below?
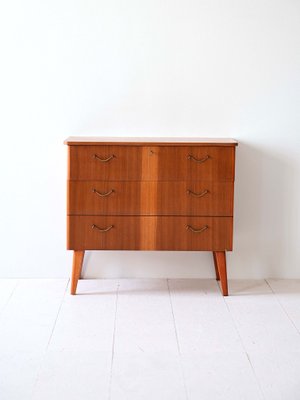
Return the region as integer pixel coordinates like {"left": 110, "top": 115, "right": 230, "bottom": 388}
{"left": 68, "top": 145, "right": 235, "bottom": 181}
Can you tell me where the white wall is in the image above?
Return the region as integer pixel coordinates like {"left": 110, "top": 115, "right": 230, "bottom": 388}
{"left": 0, "top": 0, "right": 299, "bottom": 278}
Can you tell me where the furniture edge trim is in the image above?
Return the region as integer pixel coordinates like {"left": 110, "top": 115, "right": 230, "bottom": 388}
{"left": 64, "top": 137, "right": 238, "bottom": 146}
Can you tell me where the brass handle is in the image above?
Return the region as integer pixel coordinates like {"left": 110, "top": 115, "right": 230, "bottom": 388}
{"left": 187, "top": 154, "right": 210, "bottom": 163}
{"left": 93, "top": 154, "right": 115, "bottom": 162}
{"left": 187, "top": 189, "right": 209, "bottom": 198}
{"left": 186, "top": 225, "right": 208, "bottom": 233}
{"left": 92, "top": 188, "right": 114, "bottom": 197}
{"left": 92, "top": 224, "right": 114, "bottom": 232}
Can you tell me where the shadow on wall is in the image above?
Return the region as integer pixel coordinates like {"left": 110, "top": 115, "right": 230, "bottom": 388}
{"left": 231, "top": 140, "right": 299, "bottom": 278}
{"left": 83, "top": 141, "right": 299, "bottom": 279}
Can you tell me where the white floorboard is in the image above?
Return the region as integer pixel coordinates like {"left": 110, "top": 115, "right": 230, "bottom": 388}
{"left": 0, "top": 279, "right": 18, "bottom": 314}
{"left": 110, "top": 353, "right": 186, "bottom": 400}
{"left": 224, "top": 280, "right": 300, "bottom": 353}
{"left": 48, "top": 279, "right": 118, "bottom": 351}
{"left": 114, "top": 279, "right": 178, "bottom": 354}
{"left": 182, "top": 352, "right": 264, "bottom": 400}
{"left": 0, "top": 279, "right": 68, "bottom": 352}
{"left": 266, "top": 279, "right": 300, "bottom": 334}
{"left": 1, "top": 278, "right": 300, "bottom": 400}
{"left": 168, "top": 279, "right": 244, "bottom": 353}
{"left": 248, "top": 351, "right": 300, "bottom": 400}
{"left": 32, "top": 351, "right": 111, "bottom": 400}
{"left": 0, "top": 351, "right": 43, "bottom": 400}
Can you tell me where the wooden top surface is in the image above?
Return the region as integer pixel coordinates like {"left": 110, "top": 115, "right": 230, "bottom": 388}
{"left": 64, "top": 137, "right": 238, "bottom": 146}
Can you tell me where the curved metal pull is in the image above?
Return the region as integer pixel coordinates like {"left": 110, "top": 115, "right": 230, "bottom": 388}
{"left": 92, "top": 224, "right": 114, "bottom": 233}
{"left": 92, "top": 188, "right": 114, "bottom": 197}
{"left": 93, "top": 154, "right": 115, "bottom": 162}
{"left": 186, "top": 225, "right": 208, "bottom": 233}
{"left": 187, "top": 189, "right": 209, "bottom": 198}
{"left": 187, "top": 154, "right": 210, "bottom": 163}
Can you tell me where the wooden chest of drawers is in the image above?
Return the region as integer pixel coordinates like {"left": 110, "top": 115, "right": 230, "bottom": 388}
{"left": 64, "top": 137, "right": 238, "bottom": 296}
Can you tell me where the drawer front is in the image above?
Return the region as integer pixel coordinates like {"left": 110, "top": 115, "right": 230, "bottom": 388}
{"left": 153, "top": 146, "right": 235, "bottom": 181}
{"left": 68, "top": 145, "right": 145, "bottom": 181}
{"left": 68, "top": 146, "right": 235, "bottom": 181}
{"left": 68, "top": 181, "right": 234, "bottom": 216}
{"left": 67, "top": 216, "right": 233, "bottom": 250}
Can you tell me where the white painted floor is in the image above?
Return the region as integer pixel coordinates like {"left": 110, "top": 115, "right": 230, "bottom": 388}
{"left": 1, "top": 279, "right": 300, "bottom": 400}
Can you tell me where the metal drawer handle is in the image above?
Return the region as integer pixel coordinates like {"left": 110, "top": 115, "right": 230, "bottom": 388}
{"left": 92, "top": 188, "right": 114, "bottom": 197}
{"left": 187, "top": 189, "right": 209, "bottom": 198}
{"left": 187, "top": 154, "right": 210, "bottom": 163}
{"left": 92, "top": 224, "right": 114, "bottom": 232}
{"left": 93, "top": 154, "right": 115, "bottom": 162}
{"left": 186, "top": 225, "right": 208, "bottom": 233}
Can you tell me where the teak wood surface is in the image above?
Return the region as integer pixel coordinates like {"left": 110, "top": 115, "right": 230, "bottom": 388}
{"left": 65, "top": 137, "right": 238, "bottom": 296}
{"left": 70, "top": 250, "right": 85, "bottom": 295}
{"left": 68, "top": 146, "right": 235, "bottom": 181}
{"left": 67, "top": 216, "right": 233, "bottom": 251}
{"left": 67, "top": 181, "right": 234, "bottom": 216}
{"left": 214, "top": 251, "right": 228, "bottom": 296}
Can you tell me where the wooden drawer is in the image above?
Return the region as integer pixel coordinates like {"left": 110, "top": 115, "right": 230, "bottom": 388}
{"left": 68, "top": 145, "right": 144, "bottom": 181}
{"left": 68, "top": 146, "right": 235, "bottom": 181}
{"left": 67, "top": 216, "right": 233, "bottom": 251}
{"left": 150, "top": 146, "right": 235, "bottom": 181}
{"left": 67, "top": 181, "right": 234, "bottom": 216}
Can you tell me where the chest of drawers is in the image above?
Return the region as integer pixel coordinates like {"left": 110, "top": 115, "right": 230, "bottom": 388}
{"left": 64, "top": 137, "right": 238, "bottom": 296}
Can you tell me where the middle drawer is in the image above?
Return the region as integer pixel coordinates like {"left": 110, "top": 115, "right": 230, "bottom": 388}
{"left": 68, "top": 181, "right": 233, "bottom": 216}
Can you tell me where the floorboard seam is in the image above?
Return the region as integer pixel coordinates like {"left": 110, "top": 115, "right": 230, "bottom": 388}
{"left": 0, "top": 279, "right": 19, "bottom": 316}
{"left": 222, "top": 289, "right": 266, "bottom": 400}
{"left": 108, "top": 281, "right": 120, "bottom": 400}
{"left": 46, "top": 279, "right": 70, "bottom": 350}
{"left": 265, "top": 279, "right": 300, "bottom": 336}
{"left": 167, "top": 279, "right": 189, "bottom": 400}
{"left": 30, "top": 279, "right": 69, "bottom": 399}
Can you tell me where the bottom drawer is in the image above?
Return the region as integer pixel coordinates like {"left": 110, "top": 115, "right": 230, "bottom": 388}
{"left": 67, "top": 216, "right": 233, "bottom": 251}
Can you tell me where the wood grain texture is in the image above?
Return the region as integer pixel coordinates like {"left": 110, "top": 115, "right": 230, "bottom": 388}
{"left": 67, "top": 216, "right": 233, "bottom": 251}
{"left": 67, "top": 181, "right": 234, "bottom": 216}
{"left": 65, "top": 138, "right": 237, "bottom": 296}
{"left": 68, "top": 145, "right": 235, "bottom": 181}
{"left": 64, "top": 136, "right": 238, "bottom": 146}
{"left": 68, "top": 145, "right": 144, "bottom": 181}
{"left": 213, "top": 252, "right": 220, "bottom": 281}
{"left": 215, "top": 251, "right": 228, "bottom": 296}
{"left": 70, "top": 250, "right": 85, "bottom": 295}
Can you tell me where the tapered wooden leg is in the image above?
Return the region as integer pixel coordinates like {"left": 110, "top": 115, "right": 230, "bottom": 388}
{"left": 71, "top": 250, "right": 85, "bottom": 295}
{"left": 212, "top": 252, "right": 220, "bottom": 281}
{"left": 214, "top": 251, "right": 228, "bottom": 296}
